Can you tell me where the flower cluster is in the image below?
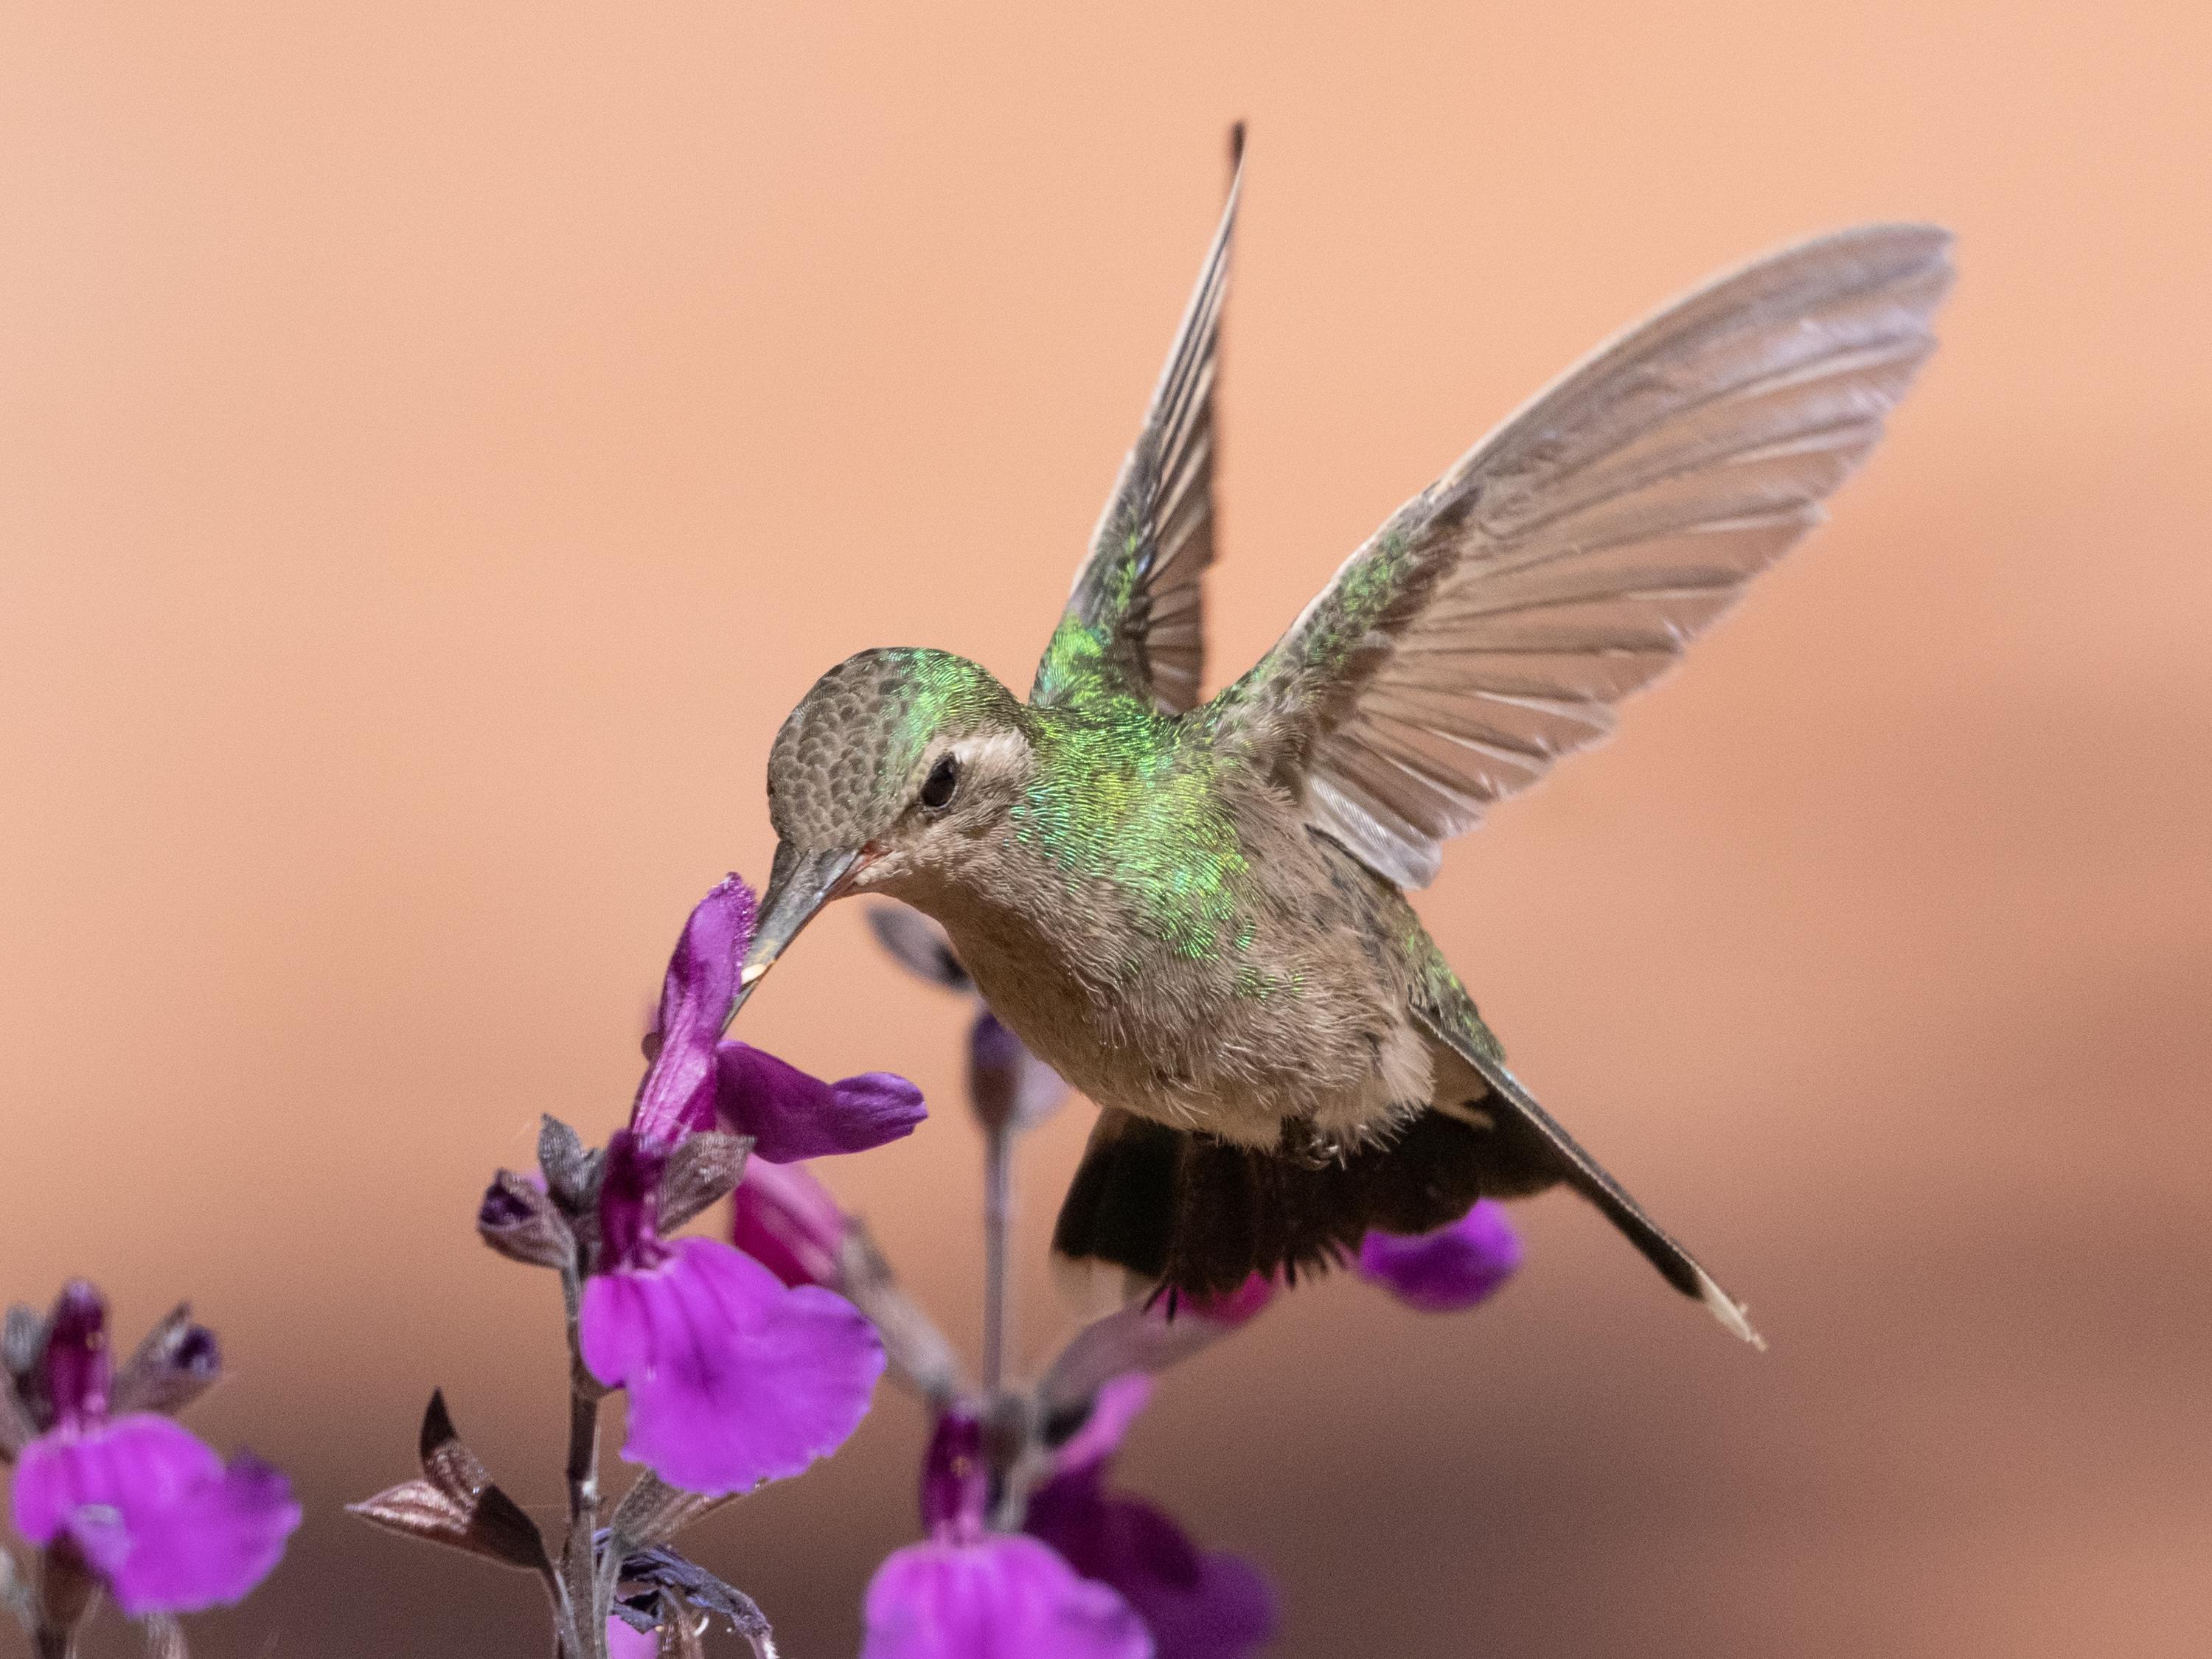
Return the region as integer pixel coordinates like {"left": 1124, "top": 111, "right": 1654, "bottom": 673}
{"left": 360, "top": 874, "right": 925, "bottom": 1659}
{"left": 1, "top": 1281, "right": 299, "bottom": 1657}
{"left": 714, "top": 903, "right": 1524, "bottom": 1657}
{"left": 356, "top": 877, "right": 1523, "bottom": 1658}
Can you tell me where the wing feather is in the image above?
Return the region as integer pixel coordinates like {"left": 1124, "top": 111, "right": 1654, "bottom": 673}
{"left": 1225, "top": 223, "right": 1954, "bottom": 886}
{"left": 1032, "top": 152, "right": 1240, "bottom": 714}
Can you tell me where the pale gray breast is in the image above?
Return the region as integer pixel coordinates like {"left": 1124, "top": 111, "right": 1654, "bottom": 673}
{"left": 926, "top": 833, "right": 1430, "bottom": 1149}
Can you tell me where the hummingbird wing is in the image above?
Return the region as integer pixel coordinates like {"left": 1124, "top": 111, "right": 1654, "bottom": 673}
{"left": 1031, "top": 146, "right": 1242, "bottom": 716}
{"left": 1220, "top": 225, "right": 1955, "bottom": 887}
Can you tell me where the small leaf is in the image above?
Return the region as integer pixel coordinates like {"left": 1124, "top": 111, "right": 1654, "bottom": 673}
{"left": 538, "top": 1116, "right": 602, "bottom": 1214}
{"left": 110, "top": 1304, "right": 223, "bottom": 1417}
{"left": 349, "top": 1392, "right": 551, "bottom": 1574}
{"left": 0, "top": 1380, "right": 34, "bottom": 1464}
{"left": 608, "top": 1472, "right": 723, "bottom": 1553}
{"left": 656, "top": 1133, "right": 751, "bottom": 1234}
{"left": 2, "top": 1306, "right": 44, "bottom": 1382}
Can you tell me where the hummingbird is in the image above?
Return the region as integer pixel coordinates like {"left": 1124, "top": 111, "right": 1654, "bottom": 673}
{"left": 733, "top": 147, "right": 1952, "bottom": 1346}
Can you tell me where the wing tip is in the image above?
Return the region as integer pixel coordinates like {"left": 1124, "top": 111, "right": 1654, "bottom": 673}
{"left": 1691, "top": 1263, "right": 1768, "bottom": 1349}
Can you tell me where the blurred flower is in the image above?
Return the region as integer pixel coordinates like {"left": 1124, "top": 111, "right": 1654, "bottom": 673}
{"left": 4, "top": 1281, "right": 299, "bottom": 1619}
{"left": 579, "top": 1132, "right": 885, "bottom": 1498}
{"left": 1354, "top": 1200, "right": 1523, "bottom": 1313}
{"left": 869, "top": 904, "right": 1066, "bottom": 1135}
{"left": 966, "top": 1011, "right": 1068, "bottom": 1135}
{"left": 607, "top": 1615, "right": 659, "bottom": 1659}
{"left": 862, "top": 1410, "right": 1152, "bottom": 1659}
{"left": 731, "top": 1158, "right": 849, "bottom": 1292}
{"left": 1025, "top": 1377, "right": 1276, "bottom": 1659}
{"left": 636, "top": 875, "right": 925, "bottom": 1158}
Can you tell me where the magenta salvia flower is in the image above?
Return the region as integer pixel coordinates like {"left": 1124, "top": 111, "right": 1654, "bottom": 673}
{"left": 717, "top": 1042, "right": 927, "bottom": 1164}
{"left": 635, "top": 874, "right": 925, "bottom": 1158}
{"left": 580, "top": 1130, "right": 886, "bottom": 1498}
{"left": 863, "top": 1410, "right": 1152, "bottom": 1659}
{"left": 607, "top": 1614, "right": 658, "bottom": 1659}
{"left": 1025, "top": 1377, "right": 1276, "bottom": 1659}
{"left": 731, "top": 1157, "right": 849, "bottom": 1291}
{"left": 5, "top": 1282, "right": 299, "bottom": 1619}
{"left": 1354, "top": 1199, "right": 1524, "bottom": 1312}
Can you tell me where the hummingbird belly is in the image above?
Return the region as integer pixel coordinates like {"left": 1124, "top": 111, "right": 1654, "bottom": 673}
{"left": 912, "top": 837, "right": 1439, "bottom": 1151}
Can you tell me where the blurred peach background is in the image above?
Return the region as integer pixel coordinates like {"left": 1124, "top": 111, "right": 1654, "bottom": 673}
{"left": 2, "top": 4, "right": 2208, "bottom": 1655}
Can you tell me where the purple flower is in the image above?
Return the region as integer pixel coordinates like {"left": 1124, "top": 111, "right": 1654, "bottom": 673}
{"left": 6, "top": 1282, "right": 299, "bottom": 1618}
{"left": 731, "top": 1158, "right": 849, "bottom": 1291}
{"left": 1354, "top": 1200, "right": 1524, "bottom": 1313}
{"left": 716, "top": 1044, "right": 926, "bottom": 1164}
{"left": 1025, "top": 1377, "right": 1276, "bottom": 1659}
{"left": 635, "top": 876, "right": 925, "bottom": 1158}
{"left": 607, "top": 1615, "right": 659, "bottom": 1659}
{"left": 863, "top": 1411, "right": 1152, "bottom": 1659}
{"left": 579, "top": 1132, "right": 886, "bottom": 1497}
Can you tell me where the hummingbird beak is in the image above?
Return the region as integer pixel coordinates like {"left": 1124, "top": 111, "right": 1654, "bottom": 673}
{"left": 729, "top": 844, "right": 863, "bottom": 1026}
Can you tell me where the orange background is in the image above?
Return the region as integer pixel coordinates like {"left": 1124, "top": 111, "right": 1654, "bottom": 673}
{"left": 2, "top": 4, "right": 2207, "bottom": 1655}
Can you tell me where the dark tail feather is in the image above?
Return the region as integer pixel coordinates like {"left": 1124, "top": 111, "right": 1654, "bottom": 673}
{"left": 1051, "top": 1107, "right": 1495, "bottom": 1303}
{"left": 1447, "top": 1044, "right": 1766, "bottom": 1347}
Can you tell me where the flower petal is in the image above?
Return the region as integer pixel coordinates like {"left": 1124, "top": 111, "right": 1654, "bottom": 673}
{"left": 580, "top": 1237, "right": 883, "bottom": 1498}
{"left": 1048, "top": 1375, "right": 1152, "bottom": 1482}
{"left": 1354, "top": 1200, "right": 1525, "bottom": 1312}
{"left": 1026, "top": 1478, "right": 1275, "bottom": 1659}
{"left": 607, "top": 1615, "right": 660, "bottom": 1659}
{"left": 863, "top": 1534, "right": 1152, "bottom": 1659}
{"left": 631, "top": 877, "right": 757, "bottom": 1145}
{"left": 597, "top": 1131, "right": 671, "bottom": 1273}
{"left": 919, "top": 1408, "right": 987, "bottom": 1540}
{"left": 731, "top": 1160, "right": 849, "bottom": 1290}
{"left": 37, "top": 1281, "right": 112, "bottom": 1430}
{"left": 13, "top": 1415, "right": 300, "bottom": 1616}
{"left": 715, "top": 1043, "right": 925, "bottom": 1162}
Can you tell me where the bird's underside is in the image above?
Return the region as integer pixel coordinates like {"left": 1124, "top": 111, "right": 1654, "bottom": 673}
{"left": 1018, "top": 143, "right": 1950, "bottom": 1346}
{"left": 1039, "top": 864, "right": 1764, "bottom": 1347}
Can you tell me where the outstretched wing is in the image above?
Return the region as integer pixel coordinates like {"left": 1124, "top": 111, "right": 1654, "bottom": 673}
{"left": 1222, "top": 224, "right": 1955, "bottom": 887}
{"left": 1032, "top": 149, "right": 1241, "bottom": 715}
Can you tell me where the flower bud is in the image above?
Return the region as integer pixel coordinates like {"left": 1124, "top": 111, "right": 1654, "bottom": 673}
{"left": 476, "top": 1171, "right": 574, "bottom": 1270}
{"left": 111, "top": 1304, "right": 224, "bottom": 1418}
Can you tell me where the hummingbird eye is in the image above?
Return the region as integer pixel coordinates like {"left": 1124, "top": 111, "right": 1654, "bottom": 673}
{"left": 919, "top": 753, "right": 960, "bottom": 812}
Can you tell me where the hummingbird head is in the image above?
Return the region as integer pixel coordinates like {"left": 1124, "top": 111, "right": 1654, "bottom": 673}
{"left": 739, "top": 648, "right": 1031, "bottom": 1010}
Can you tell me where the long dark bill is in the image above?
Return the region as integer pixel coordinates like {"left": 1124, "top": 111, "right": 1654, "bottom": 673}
{"left": 727, "top": 843, "right": 858, "bottom": 1029}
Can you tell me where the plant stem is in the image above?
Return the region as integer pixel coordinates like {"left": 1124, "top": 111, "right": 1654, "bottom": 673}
{"left": 558, "top": 1262, "right": 607, "bottom": 1659}
{"left": 980, "top": 1121, "right": 1012, "bottom": 1399}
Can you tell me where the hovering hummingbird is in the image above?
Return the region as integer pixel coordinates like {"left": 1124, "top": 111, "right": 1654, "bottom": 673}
{"left": 734, "top": 147, "right": 1952, "bottom": 1345}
